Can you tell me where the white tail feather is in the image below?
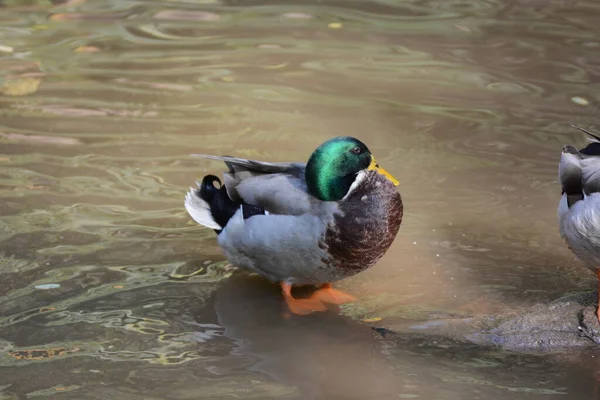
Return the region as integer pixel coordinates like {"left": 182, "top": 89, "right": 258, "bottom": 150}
{"left": 184, "top": 187, "right": 222, "bottom": 230}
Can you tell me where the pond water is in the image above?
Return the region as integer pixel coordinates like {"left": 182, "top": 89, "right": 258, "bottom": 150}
{"left": 1, "top": 0, "right": 600, "bottom": 398}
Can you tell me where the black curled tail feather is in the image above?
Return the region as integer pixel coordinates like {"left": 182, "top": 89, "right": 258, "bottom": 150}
{"left": 196, "top": 175, "right": 266, "bottom": 234}
{"left": 199, "top": 175, "right": 238, "bottom": 234}
{"left": 199, "top": 175, "right": 221, "bottom": 204}
{"left": 198, "top": 174, "right": 267, "bottom": 234}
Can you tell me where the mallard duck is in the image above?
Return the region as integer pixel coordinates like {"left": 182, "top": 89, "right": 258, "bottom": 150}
{"left": 558, "top": 125, "right": 600, "bottom": 321}
{"left": 185, "top": 136, "right": 403, "bottom": 315}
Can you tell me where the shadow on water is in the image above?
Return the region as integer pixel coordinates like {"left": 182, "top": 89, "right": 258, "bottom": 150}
{"left": 213, "top": 273, "right": 598, "bottom": 399}
{"left": 214, "top": 274, "right": 405, "bottom": 399}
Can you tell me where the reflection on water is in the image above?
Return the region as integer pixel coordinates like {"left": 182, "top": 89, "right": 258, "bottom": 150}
{"left": 1, "top": 0, "right": 600, "bottom": 398}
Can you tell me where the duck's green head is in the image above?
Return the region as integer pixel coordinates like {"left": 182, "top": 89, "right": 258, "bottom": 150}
{"left": 305, "top": 136, "right": 399, "bottom": 201}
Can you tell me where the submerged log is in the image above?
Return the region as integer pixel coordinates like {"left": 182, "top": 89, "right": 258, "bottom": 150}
{"left": 385, "top": 292, "right": 600, "bottom": 351}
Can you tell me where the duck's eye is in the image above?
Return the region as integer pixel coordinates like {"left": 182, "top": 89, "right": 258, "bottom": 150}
{"left": 350, "top": 146, "right": 361, "bottom": 154}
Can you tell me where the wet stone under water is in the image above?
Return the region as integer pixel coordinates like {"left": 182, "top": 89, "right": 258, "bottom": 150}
{"left": 1, "top": 0, "right": 600, "bottom": 398}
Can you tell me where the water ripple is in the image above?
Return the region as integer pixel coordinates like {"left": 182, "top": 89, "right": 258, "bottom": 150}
{"left": 1, "top": 0, "right": 600, "bottom": 398}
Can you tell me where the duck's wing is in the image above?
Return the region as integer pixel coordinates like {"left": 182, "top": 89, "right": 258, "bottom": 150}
{"left": 560, "top": 126, "right": 600, "bottom": 207}
{"left": 191, "top": 154, "right": 317, "bottom": 215}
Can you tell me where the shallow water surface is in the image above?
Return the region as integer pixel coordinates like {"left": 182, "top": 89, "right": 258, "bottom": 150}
{"left": 1, "top": 0, "right": 600, "bottom": 398}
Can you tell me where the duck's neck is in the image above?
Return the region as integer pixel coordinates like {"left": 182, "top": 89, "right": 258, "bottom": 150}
{"left": 306, "top": 174, "right": 356, "bottom": 202}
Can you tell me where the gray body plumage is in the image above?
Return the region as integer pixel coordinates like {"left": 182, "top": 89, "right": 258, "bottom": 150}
{"left": 558, "top": 134, "right": 600, "bottom": 271}
{"left": 185, "top": 155, "right": 402, "bottom": 285}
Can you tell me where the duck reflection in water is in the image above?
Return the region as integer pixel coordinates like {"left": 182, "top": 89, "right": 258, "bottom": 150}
{"left": 211, "top": 273, "right": 406, "bottom": 400}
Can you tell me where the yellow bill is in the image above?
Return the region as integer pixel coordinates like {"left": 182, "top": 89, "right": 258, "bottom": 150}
{"left": 368, "top": 156, "right": 399, "bottom": 186}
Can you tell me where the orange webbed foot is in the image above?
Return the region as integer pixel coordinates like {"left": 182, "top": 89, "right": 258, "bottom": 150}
{"left": 280, "top": 282, "right": 327, "bottom": 315}
{"left": 285, "top": 297, "right": 328, "bottom": 315}
{"left": 314, "top": 283, "right": 356, "bottom": 305}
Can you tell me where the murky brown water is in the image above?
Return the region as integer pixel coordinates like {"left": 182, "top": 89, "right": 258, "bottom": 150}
{"left": 2, "top": 0, "right": 600, "bottom": 398}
